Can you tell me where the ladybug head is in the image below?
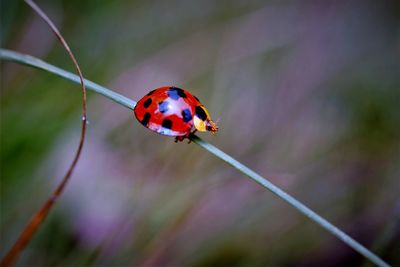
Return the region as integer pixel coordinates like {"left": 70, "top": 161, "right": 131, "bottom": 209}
{"left": 193, "top": 105, "right": 218, "bottom": 134}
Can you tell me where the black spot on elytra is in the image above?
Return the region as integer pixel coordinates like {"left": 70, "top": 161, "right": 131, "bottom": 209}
{"left": 141, "top": 112, "right": 151, "bottom": 126}
{"left": 194, "top": 95, "right": 200, "bottom": 102}
{"left": 146, "top": 89, "right": 156, "bottom": 96}
{"left": 181, "top": 108, "right": 192, "bottom": 123}
{"left": 143, "top": 98, "right": 152, "bottom": 108}
{"left": 158, "top": 101, "right": 169, "bottom": 113}
{"left": 195, "top": 106, "right": 207, "bottom": 121}
{"left": 162, "top": 118, "right": 173, "bottom": 129}
{"left": 168, "top": 87, "right": 186, "bottom": 100}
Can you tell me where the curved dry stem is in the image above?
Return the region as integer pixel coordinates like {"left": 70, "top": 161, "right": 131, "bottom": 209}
{"left": 1, "top": 0, "right": 88, "bottom": 266}
{"left": 0, "top": 49, "right": 391, "bottom": 267}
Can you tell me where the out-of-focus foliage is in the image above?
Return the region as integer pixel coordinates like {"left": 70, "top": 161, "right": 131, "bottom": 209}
{"left": 1, "top": 0, "right": 399, "bottom": 266}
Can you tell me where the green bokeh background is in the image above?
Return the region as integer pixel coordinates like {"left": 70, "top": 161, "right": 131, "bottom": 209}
{"left": 1, "top": 0, "right": 399, "bottom": 266}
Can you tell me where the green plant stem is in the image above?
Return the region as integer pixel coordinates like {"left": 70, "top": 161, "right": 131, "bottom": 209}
{"left": 0, "top": 49, "right": 137, "bottom": 110}
{"left": 0, "top": 48, "right": 390, "bottom": 267}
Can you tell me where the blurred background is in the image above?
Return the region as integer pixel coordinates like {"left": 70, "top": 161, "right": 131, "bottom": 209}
{"left": 1, "top": 0, "right": 399, "bottom": 266}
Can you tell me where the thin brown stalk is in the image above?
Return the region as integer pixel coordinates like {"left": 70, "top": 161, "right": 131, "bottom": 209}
{"left": 0, "top": 1, "right": 87, "bottom": 266}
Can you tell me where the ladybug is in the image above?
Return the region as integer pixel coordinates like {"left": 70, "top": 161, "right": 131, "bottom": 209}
{"left": 134, "top": 86, "right": 218, "bottom": 142}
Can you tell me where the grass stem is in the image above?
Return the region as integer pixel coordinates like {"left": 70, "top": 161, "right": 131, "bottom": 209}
{"left": 0, "top": 48, "right": 390, "bottom": 267}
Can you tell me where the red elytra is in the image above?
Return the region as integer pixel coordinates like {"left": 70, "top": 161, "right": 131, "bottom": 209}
{"left": 134, "top": 86, "right": 218, "bottom": 142}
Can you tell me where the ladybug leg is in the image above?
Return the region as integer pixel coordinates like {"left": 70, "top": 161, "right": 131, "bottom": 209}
{"left": 175, "top": 136, "right": 185, "bottom": 143}
{"left": 187, "top": 130, "right": 197, "bottom": 144}
{"left": 175, "top": 131, "right": 196, "bottom": 143}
